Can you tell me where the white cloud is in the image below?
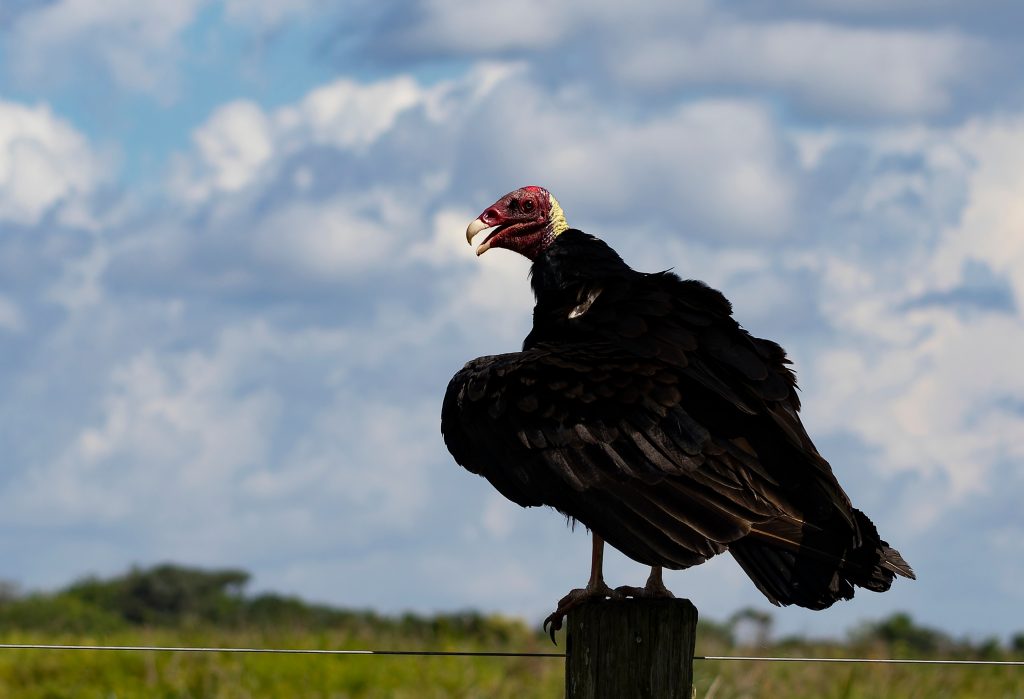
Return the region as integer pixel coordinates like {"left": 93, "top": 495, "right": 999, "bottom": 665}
{"left": 463, "top": 89, "right": 796, "bottom": 239}
{"left": 249, "top": 196, "right": 399, "bottom": 278}
{"left": 480, "top": 493, "right": 519, "bottom": 539}
{"left": 775, "top": 0, "right": 983, "bottom": 15}
{"left": 400, "top": 0, "right": 709, "bottom": 54}
{"left": 263, "top": 395, "right": 438, "bottom": 536}
{"left": 0, "top": 306, "right": 446, "bottom": 549}
{"left": 176, "top": 101, "right": 274, "bottom": 201}
{"left": 45, "top": 242, "right": 110, "bottom": 310}
{"left": 408, "top": 208, "right": 479, "bottom": 267}
{"left": 385, "top": 2, "right": 980, "bottom": 119}
{"left": 936, "top": 116, "right": 1024, "bottom": 308}
{"left": 801, "top": 116, "right": 1024, "bottom": 530}
{"left": 0, "top": 295, "right": 24, "bottom": 333}
{"left": 281, "top": 76, "right": 432, "bottom": 151}
{"left": 173, "top": 64, "right": 795, "bottom": 250}
{"left": 398, "top": 0, "right": 575, "bottom": 53}
{"left": 0, "top": 100, "right": 107, "bottom": 226}
{"left": 171, "top": 74, "right": 453, "bottom": 204}
{"left": 8, "top": 325, "right": 281, "bottom": 527}
{"left": 6, "top": 0, "right": 206, "bottom": 96}
{"left": 615, "top": 22, "right": 977, "bottom": 117}
{"left": 222, "top": 0, "right": 325, "bottom": 30}
{"left": 812, "top": 313, "right": 1024, "bottom": 523}
{"left": 3, "top": 4, "right": 1023, "bottom": 639}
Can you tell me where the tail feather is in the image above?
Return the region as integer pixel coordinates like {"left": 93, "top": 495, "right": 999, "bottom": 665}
{"left": 880, "top": 545, "right": 915, "bottom": 580}
{"left": 729, "top": 508, "right": 913, "bottom": 610}
{"left": 730, "top": 539, "right": 854, "bottom": 610}
{"left": 850, "top": 508, "right": 915, "bottom": 589}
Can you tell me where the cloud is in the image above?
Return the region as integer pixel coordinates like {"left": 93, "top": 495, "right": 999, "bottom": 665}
{"left": 360, "top": 1, "right": 986, "bottom": 120}
{"left": 393, "top": 0, "right": 709, "bottom": 55}
{"left": 0, "top": 317, "right": 443, "bottom": 559}
{"left": 5, "top": 323, "right": 284, "bottom": 527}
{"left": 160, "top": 64, "right": 806, "bottom": 313}
{"left": 798, "top": 116, "right": 1024, "bottom": 531}
{"left": 935, "top": 116, "right": 1024, "bottom": 309}
{"left": 172, "top": 101, "right": 275, "bottom": 201}
{"left": 248, "top": 196, "right": 400, "bottom": 278}
{"left": 613, "top": 22, "right": 979, "bottom": 118}
{"left": 0, "top": 295, "right": 24, "bottom": 333}
{"left": 162, "top": 65, "right": 799, "bottom": 348}
{"left": 5, "top": 0, "right": 206, "bottom": 97}
{"left": 222, "top": 0, "right": 328, "bottom": 31}
{"left": 450, "top": 84, "right": 797, "bottom": 240}
{"left": 0, "top": 99, "right": 108, "bottom": 227}
{"left": 2, "top": 5, "right": 1024, "bottom": 640}
{"left": 284, "top": 75, "right": 438, "bottom": 150}
{"left": 732, "top": 0, "right": 1024, "bottom": 30}
{"left": 169, "top": 73, "right": 454, "bottom": 204}
{"left": 395, "top": 0, "right": 583, "bottom": 54}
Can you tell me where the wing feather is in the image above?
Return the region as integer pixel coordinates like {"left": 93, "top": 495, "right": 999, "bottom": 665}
{"left": 441, "top": 259, "right": 913, "bottom": 605}
{"left": 441, "top": 347, "right": 798, "bottom": 568}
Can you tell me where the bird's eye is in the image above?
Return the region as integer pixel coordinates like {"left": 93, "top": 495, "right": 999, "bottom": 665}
{"left": 523, "top": 199, "right": 535, "bottom": 212}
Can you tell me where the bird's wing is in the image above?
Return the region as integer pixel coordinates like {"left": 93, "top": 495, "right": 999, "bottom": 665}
{"left": 560, "top": 274, "right": 856, "bottom": 513}
{"left": 442, "top": 345, "right": 802, "bottom": 569}
{"left": 443, "top": 268, "right": 913, "bottom": 602}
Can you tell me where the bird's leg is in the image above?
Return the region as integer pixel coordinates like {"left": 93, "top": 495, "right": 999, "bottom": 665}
{"left": 614, "top": 566, "right": 676, "bottom": 599}
{"left": 542, "top": 534, "right": 620, "bottom": 643}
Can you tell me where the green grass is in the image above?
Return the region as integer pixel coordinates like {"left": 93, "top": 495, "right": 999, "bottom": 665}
{"left": 3, "top": 627, "right": 1023, "bottom": 698}
{"left": 691, "top": 644, "right": 1024, "bottom": 699}
{"left": 2, "top": 565, "right": 1022, "bottom": 698}
{"left": 0, "top": 626, "right": 564, "bottom": 698}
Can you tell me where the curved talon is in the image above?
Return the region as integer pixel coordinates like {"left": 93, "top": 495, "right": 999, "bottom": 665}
{"left": 543, "top": 613, "right": 562, "bottom": 644}
{"left": 542, "top": 583, "right": 622, "bottom": 645}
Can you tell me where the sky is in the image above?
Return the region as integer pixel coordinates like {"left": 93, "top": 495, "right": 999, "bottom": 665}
{"left": 1, "top": 0, "right": 1023, "bottom": 642}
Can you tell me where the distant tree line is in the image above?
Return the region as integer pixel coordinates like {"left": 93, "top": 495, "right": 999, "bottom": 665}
{"left": 0, "top": 563, "right": 521, "bottom": 644}
{"left": 699, "top": 605, "right": 1024, "bottom": 659}
{"left": 1, "top": 564, "right": 1023, "bottom": 658}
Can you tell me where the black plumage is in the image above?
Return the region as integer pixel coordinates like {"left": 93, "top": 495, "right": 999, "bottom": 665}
{"left": 444, "top": 217, "right": 913, "bottom": 618}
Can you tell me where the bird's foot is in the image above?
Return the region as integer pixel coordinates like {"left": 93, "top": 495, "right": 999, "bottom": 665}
{"left": 613, "top": 580, "right": 676, "bottom": 600}
{"left": 542, "top": 581, "right": 622, "bottom": 644}
{"left": 614, "top": 566, "right": 675, "bottom": 600}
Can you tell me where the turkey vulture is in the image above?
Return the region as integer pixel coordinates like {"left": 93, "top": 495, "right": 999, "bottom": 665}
{"left": 441, "top": 186, "right": 913, "bottom": 639}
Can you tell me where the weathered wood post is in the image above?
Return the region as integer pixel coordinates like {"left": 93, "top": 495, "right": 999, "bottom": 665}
{"left": 565, "top": 599, "right": 698, "bottom": 698}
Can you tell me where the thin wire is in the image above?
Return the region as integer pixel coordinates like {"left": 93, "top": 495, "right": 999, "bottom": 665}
{"left": 0, "top": 643, "right": 562, "bottom": 658}
{"left": 696, "top": 655, "right": 1024, "bottom": 666}
{"left": 2, "top": 643, "right": 1023, "bottom": 665}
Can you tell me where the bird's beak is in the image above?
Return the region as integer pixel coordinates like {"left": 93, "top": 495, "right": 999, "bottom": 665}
{"left": 466, "top": 218, "right": 493, "bottom": 256}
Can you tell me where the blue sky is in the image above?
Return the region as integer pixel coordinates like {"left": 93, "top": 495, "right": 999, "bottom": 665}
{"left": 2, "top": 0, "right": 1023, "bottom": 642}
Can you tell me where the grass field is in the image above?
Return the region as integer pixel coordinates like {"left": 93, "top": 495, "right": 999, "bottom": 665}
{"left": 1, "top": 565, "right": 1021, "bottom": 698}
{"left": 694, "top": 654, "right": 1024, "bottom": 699}
{"left": 0, "top": 626, "right": 562, "bottom": 699}
{"left": 3, "top": 627, "right": 1024, "bottom": 698}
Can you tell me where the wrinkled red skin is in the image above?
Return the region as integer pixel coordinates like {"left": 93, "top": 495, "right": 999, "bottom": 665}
{"left": 476, "top": 186, "right": 558, "bottom": 261}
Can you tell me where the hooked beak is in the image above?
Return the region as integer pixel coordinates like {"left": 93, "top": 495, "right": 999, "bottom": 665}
{"left": 466, "top": 217, "right": 494, "bottom": 256}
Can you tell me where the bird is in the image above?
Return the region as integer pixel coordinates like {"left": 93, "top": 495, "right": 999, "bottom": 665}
{"left": 441, "top": 185, "right": 914, "bottom": 641}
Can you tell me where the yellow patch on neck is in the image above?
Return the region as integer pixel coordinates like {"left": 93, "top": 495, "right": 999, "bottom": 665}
{"left": 548, "top": 194, "right": 569, "bottom": 237}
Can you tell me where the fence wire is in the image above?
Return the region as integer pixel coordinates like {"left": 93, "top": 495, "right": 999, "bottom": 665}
{"left": 0, "top": 643, "right": 561, "bottom": 658}
{"left": 2, "top": 643, "right": 1023, "bottom": 666}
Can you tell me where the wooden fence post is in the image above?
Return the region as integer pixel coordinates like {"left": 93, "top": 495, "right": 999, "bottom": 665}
{"left": 565, "top": 599, "right": 698, "bottom": 698}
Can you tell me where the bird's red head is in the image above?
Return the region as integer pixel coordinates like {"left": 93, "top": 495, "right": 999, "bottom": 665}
{"left": 466, "top": 186, "right": 569, "bottom": 260}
